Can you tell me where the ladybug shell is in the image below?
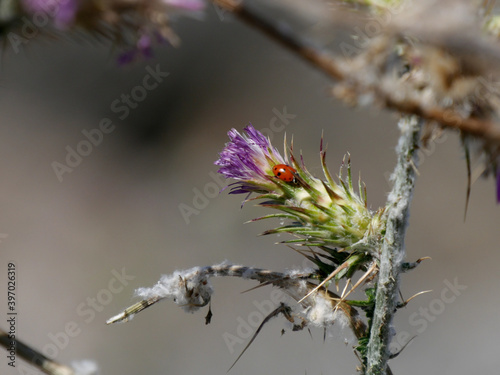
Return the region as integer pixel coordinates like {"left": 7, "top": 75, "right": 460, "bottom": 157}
{"left": 272, "top": 164, "right": 297, "bottom": 183}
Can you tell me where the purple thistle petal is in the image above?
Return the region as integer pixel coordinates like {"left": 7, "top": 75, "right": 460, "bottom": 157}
{"left": 229, "top": 189, "right": 253, "bottom": 195}
{"left": 215, "top": 124, "right": 286, "bottom": 194}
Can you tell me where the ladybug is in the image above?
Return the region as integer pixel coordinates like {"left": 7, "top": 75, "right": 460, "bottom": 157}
{"left": 272, "top": 164, "right": 297, "bottom": 183}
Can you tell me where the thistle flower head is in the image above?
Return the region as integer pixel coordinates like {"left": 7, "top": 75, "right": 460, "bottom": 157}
{"left": 215, "top": 124, "right": 287, "bottom": 194}
{"left": 215, "top": 125, "right": 385, "bottom": 267}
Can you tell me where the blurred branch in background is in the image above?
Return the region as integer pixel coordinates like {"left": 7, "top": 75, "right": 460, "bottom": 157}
{"left": 213, "top": 0, "right": 500, "bottom": 173}
{"left": 0, "top": 327, "right": 79, "bottom": 375}
{"left": 2, "top": 0, "right": 499, "bottom": 174}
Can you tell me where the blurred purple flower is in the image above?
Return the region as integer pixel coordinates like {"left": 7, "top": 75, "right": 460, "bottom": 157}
{"left": 137, "top": 34, "right": 154, "bottom": 58}
{"left": 20, "top": 0, "right": 206, "bottom": 65}
{"left": 21, "top": 0, "right": 79, "bottom": 29}
{"left": 117, "top": 32, "right": 167, "bottom": 65}
{"left": 117, "top": 50, "right": 137, "bottom": 66}
{"left": 215, "top": 124, "right": 286, "bottom": 194}
{"left": 53, "top": 0, "right": 78, "bottom": 28}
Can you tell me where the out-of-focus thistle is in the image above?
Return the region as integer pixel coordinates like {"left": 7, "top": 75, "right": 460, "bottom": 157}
{"left": 215, "top": 124, "right": 386, "bottom": 283}
{"left": 1, "top": 0, "right": 205, "bottom": 62}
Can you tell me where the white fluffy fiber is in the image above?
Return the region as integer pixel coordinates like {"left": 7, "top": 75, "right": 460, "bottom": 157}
{"left": 303, "top": 294, "right": 357, "bottom": 345}
{"left": 306, "top": 294, "right": 336, "bottom": 327}
{"left": 135, "top": 266, "right": 213, "bottom": 313}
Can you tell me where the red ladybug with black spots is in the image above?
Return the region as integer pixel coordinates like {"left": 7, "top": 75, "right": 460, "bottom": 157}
{"left": 272, "top": 164, "right": 297, "bottom": 183}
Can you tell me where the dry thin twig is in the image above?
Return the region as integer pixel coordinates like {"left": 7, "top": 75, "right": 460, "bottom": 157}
{"left": 212, "top": 0, "right": 500, "bottom": 144}
{"left": 106, "top": 263, "right": 368, "bottom": 339}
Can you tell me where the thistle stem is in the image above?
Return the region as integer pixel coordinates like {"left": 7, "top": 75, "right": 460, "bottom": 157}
{"left": 365, "top": 115, "right": 422, "bottom": 375}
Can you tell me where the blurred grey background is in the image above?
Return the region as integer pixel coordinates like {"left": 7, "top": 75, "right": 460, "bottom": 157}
{"left": 1, "top": 3, "right": 500, "bottom": 375}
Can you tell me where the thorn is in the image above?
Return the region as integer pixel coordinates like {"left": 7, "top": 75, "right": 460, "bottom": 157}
{"left": 298, "top": 262, "right": 348, "bottom": 303}
{"left": 402, "top": 256, "right": 431, "bottom": 272}
{"left": 283, "top": 133, "right": 288, "bottom": 162}
{"left": 389, "top": 335, "right": 417, "bottom": 359}
{"left": 240, "top": 192, "right": 252, "bottom": 209}
{"left": 332, "top": 263, "right": 377, "bottom": 314}
{"left": 340, "top": 278, "right": 351, "bottom": 299}
{"left": 409, "top": 159, "right": 420, "bottom": 176}
{"left": 397, "top": 290, "right": 432, "bottom": 308}
{"left": 227, "top": 303, "right": 290, "bottom": 372}
{"left": 240, "top": 282, "right": 271, "bottom": 293}
{"left": 300, "top": 151, "right": 306, "bottom": 170}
